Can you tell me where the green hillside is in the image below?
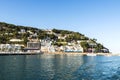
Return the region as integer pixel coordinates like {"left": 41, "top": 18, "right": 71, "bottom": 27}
{"left": 0, "top": 22, "right": 109, "bottom": 53}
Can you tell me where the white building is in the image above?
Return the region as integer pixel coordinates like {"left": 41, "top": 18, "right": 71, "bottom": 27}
{"left": 0, "top": 44, "right": 22, "bottom": 52}
{"left": 40, "top": 39, "right": 53, "bottom": 52}
{"left": 18, "top": 29, "right": 26, "bottom": 34}
{"left": 64, "top": 44, "right": 83, "bottom": 53}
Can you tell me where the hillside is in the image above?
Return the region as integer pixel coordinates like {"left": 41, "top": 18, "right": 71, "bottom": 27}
{"left": 0, "top": 22, "right": 109, "bottom": 53}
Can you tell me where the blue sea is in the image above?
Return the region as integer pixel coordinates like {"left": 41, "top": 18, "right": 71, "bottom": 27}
{"left": 0, "top": 54, "right": 120, "bottom": 80}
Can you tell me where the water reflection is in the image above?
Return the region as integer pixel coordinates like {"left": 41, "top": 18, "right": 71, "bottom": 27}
{"left": 38, "top": 54, "right": 84, "bottom": 80}
{"left": 74, "top": 56, "right": 120, "bottom": 80}
{"left": 0, "top": 55, "right": 120, "bottom": 80}
{"left": 0, "top": 55, "right": 26, "bottom": 80}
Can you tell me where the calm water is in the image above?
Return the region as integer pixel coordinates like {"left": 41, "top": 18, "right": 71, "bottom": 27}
{"left": 0, "top": 54, "right": 120, "bottom": 80}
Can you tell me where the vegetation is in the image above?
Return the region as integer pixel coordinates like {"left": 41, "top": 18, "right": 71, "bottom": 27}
{"left": 52, "top": 29, "right": 73, "bottom": 34}
{"left": 80, "top": 41, "right": 89, "bottom": 52}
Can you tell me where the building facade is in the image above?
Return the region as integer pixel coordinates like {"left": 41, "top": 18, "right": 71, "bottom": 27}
{"left": 24, "top": 42, "right": 41, "bottom": 53}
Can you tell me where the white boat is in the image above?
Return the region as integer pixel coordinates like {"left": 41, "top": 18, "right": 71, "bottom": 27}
{"left": 86, "top": 53, "right": 97, "bottom": 56}
{"left": 105, "top": 54, "right": 112, "bottom": 57}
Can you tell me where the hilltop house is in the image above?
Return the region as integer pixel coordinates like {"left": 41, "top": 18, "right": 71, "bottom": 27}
{"left": 44, "top": 29, "right": 53, "bottom": 34}
{"left": 18, "top": 29, "right": 26, "bottom": 34}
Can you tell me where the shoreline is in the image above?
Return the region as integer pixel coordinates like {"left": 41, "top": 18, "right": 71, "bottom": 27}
{"left": 0, "top": 51, "right": 119, "bottom": 56}
{"left": 44, "top": 52, "right": 108, "bottom": 55}
{"left": 40, "top": 52, "right": 120, "bottom": 56}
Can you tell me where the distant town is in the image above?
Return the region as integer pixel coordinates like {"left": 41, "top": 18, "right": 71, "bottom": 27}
{"left": 0, "top": 22, "right": 109, "bottom": 54}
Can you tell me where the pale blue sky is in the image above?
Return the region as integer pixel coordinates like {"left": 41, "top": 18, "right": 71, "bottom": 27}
{"left": 0, "top": 0, "right": 120, "bottom": 53}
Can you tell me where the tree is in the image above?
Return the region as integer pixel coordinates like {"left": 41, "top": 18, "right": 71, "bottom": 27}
{"left": 23, "top": 37, "right": 28, "bottom": 47}
{"left": 80, "top": 42, "right": 89, "bottom": 52}
{"left": 0, "top": 36, "right": 9, "bottom": 44}
{"left": 93, "top": 43, "right": 104, "bottom": 52}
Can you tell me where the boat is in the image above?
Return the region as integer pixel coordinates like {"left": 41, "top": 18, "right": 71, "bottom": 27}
{"left": 105, "top": 54, "right": 112, "bottom": 57}
{"left": 86, "top": 53, "right": 97, "bottom": 56}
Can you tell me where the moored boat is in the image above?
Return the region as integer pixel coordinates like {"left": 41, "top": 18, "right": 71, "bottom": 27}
{"left": 86, "top": 53, "right": 97, "bottom": 56}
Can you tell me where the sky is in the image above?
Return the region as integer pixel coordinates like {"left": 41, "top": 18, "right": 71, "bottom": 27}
{"left": 0, "top": 0, "right": 120, "bottom": 53}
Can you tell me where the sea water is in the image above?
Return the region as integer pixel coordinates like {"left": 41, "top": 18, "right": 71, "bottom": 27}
{"left": 0, "top": 54, "right": 120, "bottom": 80}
